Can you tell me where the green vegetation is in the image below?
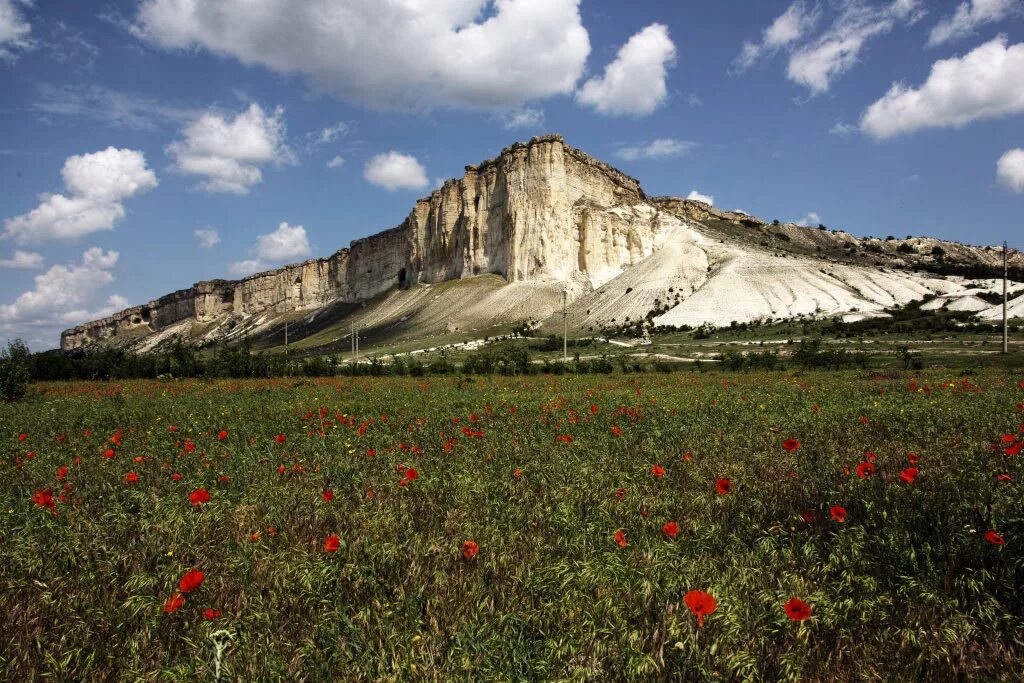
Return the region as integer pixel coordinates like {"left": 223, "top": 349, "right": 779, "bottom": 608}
{"left": 1, "top": 371, "right": 1022, "bottom": 679}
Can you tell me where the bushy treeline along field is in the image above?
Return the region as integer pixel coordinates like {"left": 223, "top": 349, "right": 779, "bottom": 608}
{"left": 2, "top": 371, "right": 1022, "bottom": 681}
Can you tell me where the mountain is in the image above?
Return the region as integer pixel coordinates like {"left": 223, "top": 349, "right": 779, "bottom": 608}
{"left": 60, "top": 135, "right": 1023, "bottom": 354}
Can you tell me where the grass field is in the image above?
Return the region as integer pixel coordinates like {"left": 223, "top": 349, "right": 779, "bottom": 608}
{"left": 2, "top": 370, "right": 1022, "bottom": 680}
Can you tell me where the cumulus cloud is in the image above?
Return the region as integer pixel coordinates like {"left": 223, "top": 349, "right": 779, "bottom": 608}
{"left": 363, "top": 152, "right": 429, "bottom": 191}
{"left": 167, "top": 103, "right": 294, "bottom": 194}
{"left": 229, "top": 222, "right": 311, "bottom": 277}
{"left": 615, "top": 139, "right": 695, "bottom": 161}
{"left": 577, "top": 23, "right": 676, "bottom": 117}
{"left": 860, "top": 36, "right": 1024, "bottom": 139}
{"left": 194, "top": 228, "right": 220, "bottom": 249}
{"left": 687, "top": 190, "right": 714, "bottom": 206}
{"left": 997, "top": 148, "right": 1024, "bottom": 192}
{"left": 501, "top": 107, "right": 545, "bottom": 129}
{"left": 326, "top": 155, "right": 345, "bottom": 169}
{"left": 795, "top": 211, "right": 823, "bottom": 227}
{"left": 3, "top": 147, "right": 157, "bottom": 244}
{"left": 788, "top": 0, "right": 922, "bottom": 94}
{"left": 929, "top": 0, "right": 1018, "bottom": 47}
{"left": 734, "top": 1, "right": 820, "bottom": 71}
{"left": 0, "top": 0, "right": 33, "bottom": 60}
{"left": 0, "top": 250, "right": 43, "bottom": 268}
{"left": 0, "top": 248, "right": 126, "bottom": 347}
{"left": 133, "top": 0, "right": 590, "bottom": 111}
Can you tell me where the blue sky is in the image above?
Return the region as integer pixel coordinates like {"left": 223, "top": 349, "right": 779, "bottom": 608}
{"left": 1, "top": 0, "right": 1022, "bottom": 349}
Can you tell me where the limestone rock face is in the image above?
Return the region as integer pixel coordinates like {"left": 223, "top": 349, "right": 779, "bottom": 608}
{"left": 61, "top": 135, "right": 650, "bottom": 350}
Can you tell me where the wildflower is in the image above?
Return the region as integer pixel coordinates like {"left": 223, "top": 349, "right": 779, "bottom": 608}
{"left": 125, "top": 472, "right": 139, "bottom": 484}
{"left": 171, "top": 473, "right": 183, "bottom": 481}
{"left": 275, "top": 434, "right": 286, "bottom": 444}
{"left": 462, "top": 539, "right": 480, "bottom": 559}
{"left": 162, "top": 593, "right": 185, "bottom": 614}
{"left": 405, "top": 467, "right": 419, "bottom": 481}
{"left": 56, "top": 465, "right": 68, "bottom": 480}
{"left": 179, "top": 569, "right": 205, "bottom": 593}
{"left": 908, "top": 453, "right": 920, "bottom": 464}
{"left": 856, "top": 462, "right": 875, "bottom": 479}
{"left": 18, "top": 433, "right": 27, "bottom": 441}
{"left": 997, "top": 473, "right": 1013, "bottom": 482}
{"left": 555, "top": 434, "right": 573, "bottom": 444}
{"left": 651, "top": 464, "right": 666, "bottom": 478}
{"left": 103, "top": 449, "right": 116, "bottom": 459}
{"left": 662, "top": 521, "right": 679, "bottom": 538}
{"left": 615, "top": 487, "right": 627, "bottom": 501}
{"left": 716, "top": 479, "right": 732, "bottom": 495}
{"left": 784, "top": 598, "right": 812, "bottom": 621}
{"left": 32, "top": 489, "right": 55, "bottom": 510}
{"left": 984, "top": 530, "right": 1005, "bottom": 546}
{"left": 782, "top": 438, "right": 800, "bottom": 452}
{"left": 611, "top": 425, "right": 622, "bottom": 437}
{"left": 189, "top": 488, "right": 211, "bottom": 506}
{"left": 203, "top": 608, "right": 221, "bottom": 620}
{"left": 899, "top": 467, "right": 919, "bottom": 484}
{"left": 513, "top": 468, "right": 523, "bottom": 478}
{"left": 324, "top": 534, "right": 341, "bottom": 552}
{"left": 218, "top": 430, "right": 228, "bottom": 440}
{"left": 684, "top": 590, "right": 718, "bottom": 627}
{"left": 830, "top": 505, "right": 848, "bottom": 523}
{"left": 613, "top": 529, "right": 628, "bottom": 548}
{"left": 322, "top": 490, "right": 335, "bottom": 503}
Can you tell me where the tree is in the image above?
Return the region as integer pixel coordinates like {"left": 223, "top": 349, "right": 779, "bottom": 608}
{"left": 0, "top": 339, "right": 31, "bottom": 401}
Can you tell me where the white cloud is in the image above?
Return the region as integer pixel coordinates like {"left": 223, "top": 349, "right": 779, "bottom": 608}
{"left": 501, "top": 107, "right": 545, "bottom": 129}
{"left": 795, "top": 211, "right": 823, "bottom": 227}
{"left": 0, "top": 250, "right": 43, "bottom": 268}
{"left": 229, "top": 221, "right": 311, "bottom": 277}
{"left": 3, "top": 147, "right": 157, "bottom": 244}
{"left": 830, "top": 120, "right": 858, "bottom": 135}
{"left": 194, "top": 228, "right": 220, "bottom": 249}
{"left": 734, "top": 1, "right": 820, "bottom": 71}
{"left": 133, "top": 0, "right": 590, "bottom": 111}
{"left": 577, "top": 23, "right": 676, "bottom": 117}
{"left": 34, "top": 83, "right": 203, "bottom": 130}
{"left": 687, "top": 93, "right": 703, "bottom": 107}
{"left": 860, "top": 36, "right": 1024, "bottom": 139}
{"left": 616, "top": 138, "right": 695, "bottom": 161}
{"left": 363, "top": 152, "right": 429, "bottom": 191}
{"left": 167, "top": 103, "right": 294, "bottom": 194}
{"left": 305, "top": 122, "right": 349, "bottom": 153}
{"left": 0, "top": 0, "right": 32, "bottom": 60}
{"left": 326, "top": 155, "right": 345, "bottom": 169}
{"left": 0, "top": 248, "right": 125, "bottom": 347}
{"left": 929, "top": 0, "right": 1018, "bottom": 47}
{"left": 997, "top": 148, "right": 1024, "bottom": 192}
{"left": 787, "top": 1, "right": 921, "bottom": 94}
{"left": 686, "top": 190, "right": 714, "bottom": 206}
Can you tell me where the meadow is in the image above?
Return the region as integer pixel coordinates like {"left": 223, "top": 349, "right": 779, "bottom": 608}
{"left": 1, "top": 370, "right": 1022, "bottom": 681}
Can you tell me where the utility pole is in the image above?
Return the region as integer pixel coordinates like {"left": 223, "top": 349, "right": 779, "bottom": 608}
{"left": 562, "top": 287, "right": 568, "bottom": 362}
{"left": 1003, "top": 241, "right": 1009, "bottom": 355}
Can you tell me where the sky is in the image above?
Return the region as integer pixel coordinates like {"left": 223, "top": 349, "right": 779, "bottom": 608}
{"left": 1, "top": 0, "right": 1023, "bottom": 350}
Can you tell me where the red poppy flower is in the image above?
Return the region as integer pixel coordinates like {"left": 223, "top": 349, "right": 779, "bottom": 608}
{"left": 784, "top": 598, "right": 812, "bottom": 621}
{"left": 899, "top": 467, "right": 919, "bottom": 484}
{"left": 830, "top": 505, "right": 848, "bottom": 523}
{"left": 865, "top": 452, "right": 877, "bottom": 463}
{"left": 662, "top": 521, "right": 679, "bottom": 538}
{"left": 275, "top": 434, "right": 286, "bottom": 444}
{"left": 17, "top": 433, "right": 27, "bottom": 441}
{"left": 856, "top": 462, "right": 875, "bottom": 479}
{"left": 171, "top": 472, "right": 182, "bottom": 481}
{"left": 782, "top": 439, "right": 800, "bottom": 452}
{"left": 324, "top": 534, "right": 341, "bottom": 552}
{"left": 555, "top": 434, "right": 573, "bottom": 444}
{"left": 32, "top": 489, "right": 55, "bottom": 510}
{"left": 56, "top": 465, "right": 68, "bottom": 480}
{"left": 651, "top": 464, "right": 666, "bottom": 478}
{"left": 859, "top": 417, "right": 869, "bottom": 424}
{"left": 179, "top": 569, "right": 205, "bottom": 593}
{"left": 462, "top": 539, "right": 480, "bottom": 559}
{"left": 984, "top": 530, "right": 1005, "bottom": 545}
{"left": 800, "top": 510, "right": 816, "bottom": 524}
{"left": 322, "top": 490, "right": 334, "bottom": 502}
{"left": 611, "top": 425, "right": 622, "bottom": 437}
{"left": 405, "top": 467, "right": 419, "bottom": 481}
{"left": 125, "top": 472, "right": 139, "bottom": 484}
{"left": 613, "top": 529, "right": 628, "bottom": 548}
{"left": 103, "top": 449, "right": 115, "bottom": 459}
{"left": 715, "top": 479, "right": 732, "bottom": 495}
{"left": 684, "top": 590, "right": 718, "bottom": 627}
{"left": 189, "top": 488, "right": 211, "bottom": 506}
{"left": 217, "top": 430, "right": 228, "bottom": 440}
{"left": 997, "top": 473, "right": 1014, "bottom": 482}
{"left": 249, "top": 532, "right": 260, "bottom": 542}
{"left": 1001, "top": 434, "right": 1016, "bottom": 443}
{"left": 513, "top": 468, "right": 523, "bottom": 478}
{"left": 203, "top": 608, "right": 221, "bottom": 620}
{"left": 615, "top": 487, "right": 627, "bottom": 501}
{"left": 162, "top": 593, "right": 185, "bottom": 614}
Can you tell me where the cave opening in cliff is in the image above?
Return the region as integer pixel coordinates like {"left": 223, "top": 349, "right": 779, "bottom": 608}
{"left": 398, "top": 267, "right": 407, "bottom": 288}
